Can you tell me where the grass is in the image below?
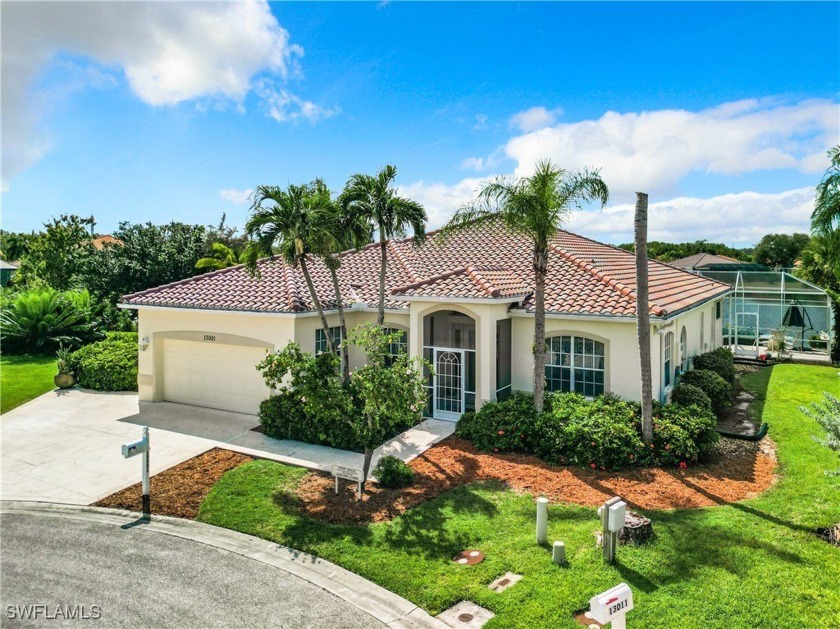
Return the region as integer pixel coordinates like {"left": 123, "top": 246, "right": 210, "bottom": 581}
{"left": 198, "top": 364, "right": 840, "bottom": 628}
{"left": 0, "top": 354, "right": 56, "bottom": 414}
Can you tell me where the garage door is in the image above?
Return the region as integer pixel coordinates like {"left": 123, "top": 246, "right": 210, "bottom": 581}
{"left": 163, "top": 339, "right": 270, "bottom": 415}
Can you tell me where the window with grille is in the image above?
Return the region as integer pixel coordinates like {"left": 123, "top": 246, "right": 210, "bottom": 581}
{"left": 545, "top": 335, "right": 606, "bottom": 397}
{"left": 664, "top": 332, "right": 673, "bottom": 388}
{"left": 315, "top": 326, "right": 342, "bottom": 355}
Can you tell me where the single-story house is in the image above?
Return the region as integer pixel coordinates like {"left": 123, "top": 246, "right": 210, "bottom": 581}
{"left": 120, "top": 222, "right": 730, "bottom": 420}
{"left": 0, "top": 260, "right": 18, "bottom": 287}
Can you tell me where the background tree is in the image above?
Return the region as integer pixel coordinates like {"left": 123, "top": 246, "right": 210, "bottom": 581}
{"left": 618, "top": 240, "right": 752, "bottom": 263}
{"left": 0, "top": 231, "right": 38, "bottom": 262}
{"left": 752, "top": 233, "right": 811, "bottom": 269}
{"left": 811, "top": 145, "right": 840, "bottom": 236}
{"left": 797, "top": 232, "right": 840, "bottom": 360}
{"left": 244, "top": 183, "right": 336, "bottom": 353}
{"left": 339, "top": 165, "right": 425, "bottom": 325}
{"left": 15, "top": 215, "right": 96, "bottom": 289}
{"left": 195, "top": 242, "right": 242, "bottom": 271}
{"left": 206, "top": 213, "right": 249, "bottom": 255}
{"left": 442, "top": 159, "right": 609, "bottom": 413}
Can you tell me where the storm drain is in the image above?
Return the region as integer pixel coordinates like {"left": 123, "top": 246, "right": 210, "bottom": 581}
{"left": 437, "top": 601, "right": 495, "bottom": 628}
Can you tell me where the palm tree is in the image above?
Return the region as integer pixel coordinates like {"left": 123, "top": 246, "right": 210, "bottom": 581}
{"left": 195, "top": 242, "right": 241, "bottom": 271}
{"left": 339, "top": 165, "right": 427, "bottom": 325}
{"left": 797, "top": 231, "right": 840, "bottom": 361}
{"left": 243, "top": 183, "right": 336, "bottom": 353}
{"left": 812, "top": 145, "right": 840, "bottom": 236}
{"left": 633, "top": 192, "right": 654, "bottom": 443}
{"left": 442, "top": 159, "right": 609, "bottom": 414}
{"left": 309, "top": 182, "right": 371, "bottom": 381}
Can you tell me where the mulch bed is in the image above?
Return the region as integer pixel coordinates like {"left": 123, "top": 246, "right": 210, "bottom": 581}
{"left": 293, "top": 436, "right": 777, "bottom": 525}
{"left": 94, "top": 448, "right": 252, "bottom": 519}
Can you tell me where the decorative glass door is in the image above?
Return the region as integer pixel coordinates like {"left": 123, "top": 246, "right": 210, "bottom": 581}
{"left": 434, "top": 349, "right": 464, "bottom": 421}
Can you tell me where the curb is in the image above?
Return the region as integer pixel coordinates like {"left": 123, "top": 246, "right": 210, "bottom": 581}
{"left": 1, "top": 500, "right": 446, "bottom": 629}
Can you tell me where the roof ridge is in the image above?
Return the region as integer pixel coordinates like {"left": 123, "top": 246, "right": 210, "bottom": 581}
{"left": 388, "top": 240, "right": 420, "bottom": 283}
{"left": 548, "top": 243, "right": 667, "bottom": 316}
{"left": 390, "top": 266, "right": 469, "bottom": 295}
{"left": 282, "top": 260, "right": 305, "bottom": 312}
{"left": 464, "top": 265, "right": 502, "bottom": 298}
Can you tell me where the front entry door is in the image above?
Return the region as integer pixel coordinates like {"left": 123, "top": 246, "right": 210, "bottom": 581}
{"left": 434, "top": 349, "right": 464, "bottom": 421}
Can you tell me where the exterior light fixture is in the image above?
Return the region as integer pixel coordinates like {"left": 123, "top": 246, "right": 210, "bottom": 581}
{"left": 139, "top": 336, "right": 150, "bottom": 352}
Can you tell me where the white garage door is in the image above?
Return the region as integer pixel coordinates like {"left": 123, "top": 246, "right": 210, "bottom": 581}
{"left": 163, "top": 339, "right": 270, "bottom": 415}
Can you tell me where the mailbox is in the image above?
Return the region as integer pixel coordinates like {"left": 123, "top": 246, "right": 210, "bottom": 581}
{"left": 589, "top": 582, "right": 633, "bottom": 625}
{"left": 122, "top": 438, "right": 148, "bottom": 459}
{"left": 607, "top": 500, "right": 627, "bottom": 533}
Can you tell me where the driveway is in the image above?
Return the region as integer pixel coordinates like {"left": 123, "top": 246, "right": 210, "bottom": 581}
{"left": 0, "top": 503, "right": 392, "bottom": 628}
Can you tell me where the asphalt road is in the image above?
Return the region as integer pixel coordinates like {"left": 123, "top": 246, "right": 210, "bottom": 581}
{"left": 1, "top": 513, "right": 385, "bottom": 629}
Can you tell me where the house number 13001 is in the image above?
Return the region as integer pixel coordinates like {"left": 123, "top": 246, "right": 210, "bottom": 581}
{"left": 203, "top": 334, "right": 216, "bottom": 342}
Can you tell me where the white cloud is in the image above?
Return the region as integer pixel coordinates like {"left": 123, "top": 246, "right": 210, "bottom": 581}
{"left": 565, "top": 187, "right": 815, "bottom": 245}
{"left": 220, "top": 188, "right": 254, "bottom": 205}
{"left": 509, "top": 106, "right": 563, "bottom": 132}
{"left": 473, "top": 113, "right": 488, "bottom": 131}
{"left": 398, "top": 178, "right": 488, "bottom": 229}
{"left": 499, "top": 98, "right": 838, "bottom": 199}
{"left": 461, "top": 157, "right": 487, "bottom": 171}
{"left": 1, "top": 1, "right": 332, "bottom": 189}
{"left": 399, "top": 176, "right": 815, "bottom": 245}
{"left": 255, "top": 80, "right": 341, "bottom": 124}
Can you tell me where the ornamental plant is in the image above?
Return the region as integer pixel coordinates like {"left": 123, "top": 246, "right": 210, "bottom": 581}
{"left": 679, "top": 369, "right": 732, "bottom": 416}
{"left": 801, "top": 392, "right": 840, "bottom": 476}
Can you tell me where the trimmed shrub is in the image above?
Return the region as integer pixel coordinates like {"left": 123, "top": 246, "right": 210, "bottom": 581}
{"left": 693, "top": 348, "right": 735, "bottom": 384}
{"left": 672, "top": 382, "right": 713, "bottom": 413}
{"left": 651, "top": 403, "right": 719, "bottom": 466}
{"left": 373, "top": 455, "right": 414, "bottom": 488}
{"left": 679, "top": 369, "right": 732, "bottom": 415}
{"left": 68, "top": 333, "right": 138, "bottom": 391}
{"left": 454, "top": 392, "right": 539, "bottom": 453}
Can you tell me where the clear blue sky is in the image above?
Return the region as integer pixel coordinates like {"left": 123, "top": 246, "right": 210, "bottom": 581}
{"left": 2, "top": 1, "right": 838, "bottom": 245}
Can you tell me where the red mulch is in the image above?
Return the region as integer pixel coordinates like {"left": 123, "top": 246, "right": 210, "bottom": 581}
{"left": 293, "top": 436, "right": 777, "bottom": 525}
{"left": 94, "top": 448, "right": 252, "bottom": 519}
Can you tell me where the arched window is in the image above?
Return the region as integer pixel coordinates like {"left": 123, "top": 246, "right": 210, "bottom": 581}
{"left": 545, "top": 335, "right": 605, "bottom": 397}
{"left": 664, "top": 332, "right": 673, "bottom": 388}
{"left": 679, "top": 326, "right": 688, "bottom": 373}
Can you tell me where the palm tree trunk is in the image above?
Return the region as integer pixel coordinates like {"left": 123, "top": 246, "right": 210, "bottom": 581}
{"left": 533, "top": 247, "right": 548, "bottom": 414}
{"left": 634, "top": 192, "right": 654, "bottom": 443}
{"left": 329, "top": 263, "right": 350, "bottom": 382}
{"left": 299, "top": 255, "right": 335, "bottom": 353}
{"left": 377, "top": 223, "right": 387, "bottom": 326}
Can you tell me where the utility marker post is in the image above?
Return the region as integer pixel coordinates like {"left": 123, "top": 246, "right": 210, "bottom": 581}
{"left": 536, "top": 497, "right": 549, "bottom": 544}
{"left": 598, "top": 496, "right": 626, "bottom": 563}
{"left": 122, "top": 426, "right": 151, "bottom": 518}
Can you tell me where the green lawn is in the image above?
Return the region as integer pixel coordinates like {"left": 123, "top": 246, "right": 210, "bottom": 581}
{"left": 199, "top": 364, "right": 840, "bottom": 628}
{"left": 0, "top": 354, "right": 56, "bottom": 414}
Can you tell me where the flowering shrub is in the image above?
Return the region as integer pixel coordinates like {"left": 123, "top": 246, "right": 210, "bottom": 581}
{"left": 455, "top": 391, "right": 719, "bottom": 470}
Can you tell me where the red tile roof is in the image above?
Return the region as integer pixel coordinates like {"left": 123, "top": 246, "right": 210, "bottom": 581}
{"left": 121, "top": 221, "right": 729, "bottom": 318}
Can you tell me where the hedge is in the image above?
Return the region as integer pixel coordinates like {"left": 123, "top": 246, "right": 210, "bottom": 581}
{"left": 455, "top": 391, "right": 719, "bottom": 470}
{"left": 671, "top": 382, "right": 713, "bottom": 413}
{"left": 68, "top": 332, "right": 138, "bottom": 391}
{"left": 679, "top": 369, "right": 732, "bottom": 416}
{"left": 692, "top": 347, "right": 735, "bottom": 384}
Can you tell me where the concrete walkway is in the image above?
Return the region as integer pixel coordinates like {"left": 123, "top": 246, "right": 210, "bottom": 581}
{"left": 1, "top": 501, "right": 444, "bottom": 628}
{"left": 1, "top": 389, "right": 455, "bottom": 504}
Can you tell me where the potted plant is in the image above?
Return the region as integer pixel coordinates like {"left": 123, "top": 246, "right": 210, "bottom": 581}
{"left": 54, "top": 343, "right": 75, "bottom": 389}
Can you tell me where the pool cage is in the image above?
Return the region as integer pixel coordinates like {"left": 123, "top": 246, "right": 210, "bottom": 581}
{"left": 697, "top": 270, "right": 833, "bottom": 357}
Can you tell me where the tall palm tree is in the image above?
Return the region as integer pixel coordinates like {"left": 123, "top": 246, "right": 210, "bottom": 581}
{"left": 812, "top": 145, "right": 840, "bottom": 236}
{"left": 339, "top": 165, "right": 427, "bottom": 325}
{"left": 195, "top": 242, "right": 241, "bottom": 271}
{"left": 442, "top": 159, "right": 609, "bottom": 413}
{"left": 310, "top": 182, "right": 371, "bottom": 381}
{"left": 797, "top": 231, "right": 840, "bottom": 361}
{"left": 243, "top": 183, "right": 336, "bottom": 353}
{"left": 633, "top": 192, "right": 654, "bottom": 443}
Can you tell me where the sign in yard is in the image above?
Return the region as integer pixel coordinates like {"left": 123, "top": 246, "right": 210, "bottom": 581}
{"left": 121, "top": 426, "right": 151, "bottom": 517}
{"left": 589, "top": 583, "right": 634, "bottom": 628}
{"left": 332, "top": 465, "right": 364, "bottom": 494}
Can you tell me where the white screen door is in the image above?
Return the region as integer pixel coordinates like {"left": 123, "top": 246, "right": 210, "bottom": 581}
{"left": 434, "top": 349, "right": 464, "bottom": 421}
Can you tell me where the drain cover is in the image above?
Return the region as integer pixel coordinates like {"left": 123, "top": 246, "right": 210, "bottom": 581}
{"left": 453, "top": 549, "right": 485, "bottom": 565}
{"left": 458, "top": 613, "right": 475, "bottom": 623}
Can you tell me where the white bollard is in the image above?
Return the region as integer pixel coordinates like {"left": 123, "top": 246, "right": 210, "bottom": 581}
{"left": 536, "top": 497, "right": 549, "bottom": 544}
{"left": 552, "top": 540, "right": 566, "bottom": 565}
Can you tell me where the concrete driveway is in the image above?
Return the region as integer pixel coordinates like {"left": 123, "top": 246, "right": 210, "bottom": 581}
{"left": 0, "top": 390, "right": 256, "bottom": 504}
{"left": 1, "top": 504, "right": 394, "bottom": 628}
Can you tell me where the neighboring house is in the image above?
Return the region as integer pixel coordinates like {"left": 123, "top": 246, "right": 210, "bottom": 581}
{"left": 0, "top": 260, "right": 18, "bottom": 286}
{"left": 120, "top": 222, "right": 730, "bottom": 418}
{"left": 669, "top": 252, "right": 743, "bottom": 271}
{"left": 91, "top": 235, "right": 123, "bottom": 250}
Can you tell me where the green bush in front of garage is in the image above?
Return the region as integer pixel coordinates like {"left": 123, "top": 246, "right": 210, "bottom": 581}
{"left": 68, "top": 332, "right": 138, "bottom": 391}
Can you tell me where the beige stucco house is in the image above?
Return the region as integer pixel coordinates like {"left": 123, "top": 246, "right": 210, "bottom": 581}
{"left": 120, "top": 222, "right": 730, "bottom": 420}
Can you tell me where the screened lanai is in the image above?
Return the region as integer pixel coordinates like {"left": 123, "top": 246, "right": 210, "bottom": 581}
{"left": 697, "top": 269, "right": 833, "bottom": 358}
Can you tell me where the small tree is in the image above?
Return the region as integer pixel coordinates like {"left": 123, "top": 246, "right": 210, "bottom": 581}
{"left": 346, "top": 324, "right": 429, "bottom": 494}
{"left": 801, "top": 392, "right": 840, "bottom": 476}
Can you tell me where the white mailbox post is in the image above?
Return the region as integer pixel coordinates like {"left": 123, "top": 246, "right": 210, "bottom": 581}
{"left": 122, "top": 426, "right": 150, "bottom": 517}
{"left": 589, "top": 583, "right": 634, "bottom": 628}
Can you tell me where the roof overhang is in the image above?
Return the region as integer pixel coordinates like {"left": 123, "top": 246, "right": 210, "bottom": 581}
{"left": 393, "top": 294, "right": 528, "bottom": 305}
